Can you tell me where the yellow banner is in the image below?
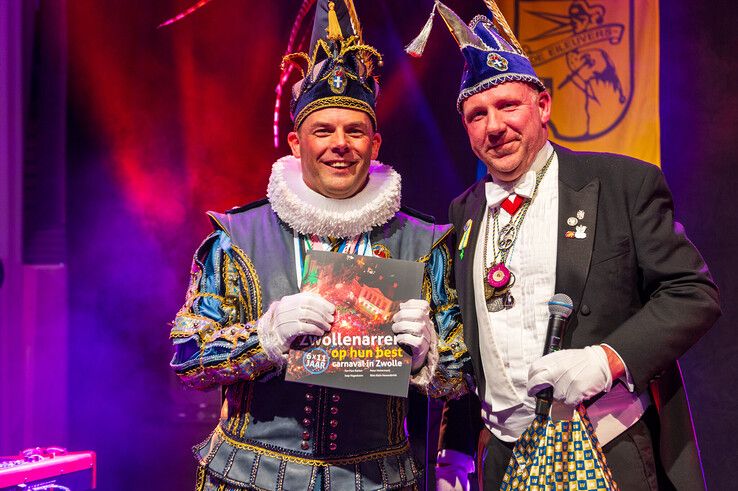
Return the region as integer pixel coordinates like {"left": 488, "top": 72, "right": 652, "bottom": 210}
{"left": 498, "top": 0, "right": 660, "bottom": 166}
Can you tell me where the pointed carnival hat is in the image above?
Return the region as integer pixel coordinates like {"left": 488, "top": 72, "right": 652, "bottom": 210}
{"left": 284, "top": 0, "right": 383, "bottom": 130}
{"left": 407, "top": 0, "right": 545, "bottom": 112}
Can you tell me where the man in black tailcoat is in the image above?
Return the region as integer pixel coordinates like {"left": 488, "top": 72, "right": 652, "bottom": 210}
{"left": 416, "top": 3, "right": 721, "bottom": 490}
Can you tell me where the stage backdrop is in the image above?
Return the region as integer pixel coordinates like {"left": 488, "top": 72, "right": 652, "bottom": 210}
{"left": 499, "top": 0, "right": 660, "bottom": 165}
{"left": 33, "top": 1, "right": 734, "bottom": 489}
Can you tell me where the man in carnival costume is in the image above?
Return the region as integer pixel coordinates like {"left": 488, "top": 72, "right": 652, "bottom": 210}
{"left": 168, "top": 1, "right": 472, "bottom": 490}
{"left": 406, "top": 1, "right": 720, "bottom": 490}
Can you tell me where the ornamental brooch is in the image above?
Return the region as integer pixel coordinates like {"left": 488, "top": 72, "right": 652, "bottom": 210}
{"left": 487, "top": 53, "right": 509, "bottom": 71}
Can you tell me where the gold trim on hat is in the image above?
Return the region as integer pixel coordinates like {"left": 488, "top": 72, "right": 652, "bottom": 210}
{"left": 294, "top": 96, "right": 377, "bottom": 129}
{"left": 482, "top": 0, "right": 526, "bottom": 55}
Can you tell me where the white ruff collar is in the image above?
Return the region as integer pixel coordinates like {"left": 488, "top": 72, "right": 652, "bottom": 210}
{"left": 267, "top": 155, "right": 402, "bottom": 238}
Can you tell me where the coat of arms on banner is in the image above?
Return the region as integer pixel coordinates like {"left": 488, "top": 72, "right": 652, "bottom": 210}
{"left": 516, "top": 0, "right": 633, "bottom": 141}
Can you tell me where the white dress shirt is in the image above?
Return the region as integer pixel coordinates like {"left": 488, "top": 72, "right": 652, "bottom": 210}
{"left": 473, "top": 142, "right": 648, "bottom": 444}
{"left": 474, "top": 142, "right": 559, "bottom": 441}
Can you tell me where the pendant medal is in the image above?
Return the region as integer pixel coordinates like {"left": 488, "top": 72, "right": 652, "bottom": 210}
{"left": 484, "top": 263, "right": 516, "bottom": 312}
{"left": 487, "top": 295, "right": 505, "bottom": 312}
{"left": 481, "top": 153, "right": 554, "bottom": 314}
{"left": 483, "top": 263, "right": 511, "bottom": 300}
{"left": 487, "top": 263, "right": 511, "bottom": 288}
{"left": 498, "top": 224, "right": 516, "bottom": 251}
{"left": 487, "top": 291, "right": 515, "bottom": 312}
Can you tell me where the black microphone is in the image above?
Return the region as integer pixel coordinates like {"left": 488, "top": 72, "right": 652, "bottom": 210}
{"left": 535, "top": 293, "right": 574, "bottom": 416}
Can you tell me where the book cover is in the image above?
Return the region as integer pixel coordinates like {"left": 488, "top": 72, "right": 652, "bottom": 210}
{"left": 284, "top": 250, "right": 424, "bottom": 398}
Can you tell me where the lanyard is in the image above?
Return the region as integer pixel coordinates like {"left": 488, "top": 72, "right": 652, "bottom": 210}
{"left": 293, "top": 231, "right": 373, "bottom": 288}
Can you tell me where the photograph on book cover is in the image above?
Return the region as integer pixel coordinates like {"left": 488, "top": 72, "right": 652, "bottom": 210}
{"left": 285, "top": 250, "right": 424, "bottom": 397}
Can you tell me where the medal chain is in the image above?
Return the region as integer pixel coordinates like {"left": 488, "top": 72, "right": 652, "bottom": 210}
{"left": 483, "top": 152, "right": 554, "bottom": 288}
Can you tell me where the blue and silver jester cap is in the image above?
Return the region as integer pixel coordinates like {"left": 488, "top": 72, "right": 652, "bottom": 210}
{"left": 406, "top": 0, "right": 545, "bottom": 113}
{"left": 284, "top": 0, "right": 383, "bottom": 130}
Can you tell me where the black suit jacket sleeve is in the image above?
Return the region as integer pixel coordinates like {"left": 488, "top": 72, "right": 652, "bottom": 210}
{"left": 600, "top": 164, "right": 721, "bottom": 391}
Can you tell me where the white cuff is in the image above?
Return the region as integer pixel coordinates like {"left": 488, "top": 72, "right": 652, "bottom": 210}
{"left": 409, "top": 326, "right": 439, "bottom": 389}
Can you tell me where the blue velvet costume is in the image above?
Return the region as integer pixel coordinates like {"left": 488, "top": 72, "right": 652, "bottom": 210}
{"left": 170, "top": 200, "right": 472, "bottom": 490}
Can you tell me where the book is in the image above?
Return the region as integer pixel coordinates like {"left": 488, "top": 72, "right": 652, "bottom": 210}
{"left": 284, "top": 250, "right": 425, "bottom": 398}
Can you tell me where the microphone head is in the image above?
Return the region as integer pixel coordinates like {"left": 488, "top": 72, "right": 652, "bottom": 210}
{"left": 548, "top": 293, "right": 574, "bottom": 318}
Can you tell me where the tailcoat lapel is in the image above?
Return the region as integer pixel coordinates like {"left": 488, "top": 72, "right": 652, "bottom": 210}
{"left": 554, "top": 145, "right": 600, "bottom": 334}
{"left": 457, "top": 180, "right": 488, "bottom": 388}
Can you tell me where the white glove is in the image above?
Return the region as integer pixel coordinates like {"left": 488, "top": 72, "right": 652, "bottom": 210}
{"left": 526, "top": 345, "right": 613, "bottom": 406}
{"left": 258, "top": 292, "right": 335, "bottom": 363}
{"left": 391, "top": 299, "right": 432, "bottom": 372}
{"left": 435, "top": 449, "right": 474, "bottom": 491}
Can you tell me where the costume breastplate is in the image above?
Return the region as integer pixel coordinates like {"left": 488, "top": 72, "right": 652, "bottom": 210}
{"left": 195, "top": 203, "right": 444, "bottom": 490}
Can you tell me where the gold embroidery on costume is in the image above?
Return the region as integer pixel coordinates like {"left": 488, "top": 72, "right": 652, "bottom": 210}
{"left": 425, "top": 240, "right": 474, "bottom": 399}
{"left": 385, "top": 396, "right": 406, "bottom": 445}
{"left": 213, "top": 425, "right": 411, "bottom": 467}
{"left": 230, "top": 245, "right": 262, "bottom": 320}
{"left": 195, "top": 465, "right": 207, "bottom": 491}
{"left": 239, "top": 382, "right": 254, "bottom": 438}
{"left": 226, "top": 382, "right": 245, "bottom": 435}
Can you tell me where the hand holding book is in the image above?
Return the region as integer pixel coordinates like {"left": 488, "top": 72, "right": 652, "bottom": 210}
{"left": 391, "top": 299, "right": 433, "bottom": 372}
{"left": 284, "top": 251, "right": 425, "bottom": 397}
{"left": 258, "top": 291, "right": 335, "bottom": 363}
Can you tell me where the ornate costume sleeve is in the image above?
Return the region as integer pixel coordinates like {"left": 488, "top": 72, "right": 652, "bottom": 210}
{"left": 421, "top": 231, "right": 475, "bottom": 399}
{"left": 170, "top": 231, "right": 278, "bottom": 390}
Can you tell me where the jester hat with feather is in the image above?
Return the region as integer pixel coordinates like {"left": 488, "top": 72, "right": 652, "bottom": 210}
{"left": 283, "top": 0, "right": 383, "bottom": 130}
{"left": 407, "top": 0, "right": 545, "bottom": 112}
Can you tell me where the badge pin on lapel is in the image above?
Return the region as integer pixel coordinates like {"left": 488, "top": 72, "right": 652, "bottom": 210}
{"left": 565, "top": 210, "right": 587, "bottom": 239}
{"left": 458, "top": 219, "right": 473, "bottom": 260}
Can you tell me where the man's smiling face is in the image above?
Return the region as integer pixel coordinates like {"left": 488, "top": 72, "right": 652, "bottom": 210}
{"left": 461, "top": 81, "right": 551, "bottom": 182}
{"left": 288, "top": 108, "right": 382, "bottom": 199}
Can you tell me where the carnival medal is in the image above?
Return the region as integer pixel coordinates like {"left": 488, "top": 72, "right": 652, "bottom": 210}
{"left": 484, "top": 263, "right": 516, "bottom": 312}
{"left": 482, "top": 151, "right": 554, "bottom": 312}
{"left": 487, "top": 291, "right": 515, "bottom": 312}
